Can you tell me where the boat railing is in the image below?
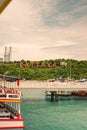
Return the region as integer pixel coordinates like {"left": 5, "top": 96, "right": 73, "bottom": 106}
{"left": 6, "top": 104, "right": 18, "bottom": 116}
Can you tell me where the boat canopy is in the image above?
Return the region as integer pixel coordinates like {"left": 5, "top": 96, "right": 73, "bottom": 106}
{"left": 0, "top": 75, "right": 20, "bottom": 82}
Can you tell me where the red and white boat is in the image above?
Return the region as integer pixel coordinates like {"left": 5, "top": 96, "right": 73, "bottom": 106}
{"left": 0, "top": 75, "right": 25, "bottom": 130}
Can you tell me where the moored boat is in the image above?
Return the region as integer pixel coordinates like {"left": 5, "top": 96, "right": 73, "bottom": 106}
{"left": 72, "top": 90, "right": 87, "bottom": 96}
{"left": 0, "top": 75, "right": 25, "bottom": 129}
{"left": 57, "top": 91, "right": 72, "bottom": 96}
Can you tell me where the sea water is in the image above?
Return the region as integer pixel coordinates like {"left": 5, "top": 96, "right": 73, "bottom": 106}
{"left": 21, "top": 88, "right": 87, "bottom": 130}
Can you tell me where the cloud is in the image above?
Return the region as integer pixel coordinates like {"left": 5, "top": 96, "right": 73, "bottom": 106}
{"left": 0, "top": 0, "right": 87, "bottom": 61}
{"left": 37, "top": 0, "right": 87, "bottom": 26}
{"left": 41, "top": 41, "right": 77, "bottom": 50}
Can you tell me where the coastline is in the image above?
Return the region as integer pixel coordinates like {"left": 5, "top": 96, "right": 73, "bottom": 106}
{"left": 20, "top": 80, "right": 87, "bottom": 89}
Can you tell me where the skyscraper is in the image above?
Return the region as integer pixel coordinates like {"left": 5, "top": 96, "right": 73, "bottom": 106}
{"left": 4, "top": 47, "right": 12, "bottom": 62}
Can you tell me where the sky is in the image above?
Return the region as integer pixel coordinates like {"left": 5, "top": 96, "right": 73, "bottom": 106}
{"left": 0, "top": 0, "right": 87, "bottom": 61}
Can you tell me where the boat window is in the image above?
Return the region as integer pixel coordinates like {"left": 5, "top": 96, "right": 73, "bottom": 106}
{"left": 0, "top": 87, "right": 2, "bottom": 93}
{"left": 0, "top": 90, "right": 2, "bottom": 93}
{"left": 0, "top": 94, "right": 7, "bottom": 97}
{"left": 9, "top": 95, "right": 19, "bottom": 98}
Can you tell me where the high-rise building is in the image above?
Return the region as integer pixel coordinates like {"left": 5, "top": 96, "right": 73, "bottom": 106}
{"left": 4, "top": 47, "right": 12, "bottom": 62}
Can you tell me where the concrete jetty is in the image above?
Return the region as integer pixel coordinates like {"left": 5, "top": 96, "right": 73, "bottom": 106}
{"left": 19, "top": 80, "right": 87, "bottom": 102}
{"left": 20, "top": 80, "right": 87, "bottom": 91}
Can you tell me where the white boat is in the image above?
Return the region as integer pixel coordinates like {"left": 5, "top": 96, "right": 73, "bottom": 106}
{"left": 57, "top": 91, "right": 72, "bottom": 96}
{"left": 0, "top": 75, "right": 25, "bottom": 129}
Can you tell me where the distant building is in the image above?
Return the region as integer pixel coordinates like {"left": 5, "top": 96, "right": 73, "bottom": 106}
{"left": 4, "top": 47, "right": 12, "bottom": 62}
{"left": 60, "top": 61, "right": 67, "bottom": 66}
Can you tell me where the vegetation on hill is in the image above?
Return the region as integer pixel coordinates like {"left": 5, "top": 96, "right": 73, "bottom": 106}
{"left": 0, "top": 59, "right": 87, "bottom": 80}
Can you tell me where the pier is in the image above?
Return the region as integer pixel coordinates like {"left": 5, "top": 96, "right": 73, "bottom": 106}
{"left": 19, "top": 80, "right": 87, "bottom": 101}
{"left": 20, "top": 80, "right": 87, "bottom": 89}
{"left": 45, "top": 90, "right": 87, "bottom": 102}
{"left": 43, "top": 81, "right": 87, "bottom": 102}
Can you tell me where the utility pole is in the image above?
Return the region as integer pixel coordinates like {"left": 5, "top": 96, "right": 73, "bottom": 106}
{"left": 70, "top": 62, "right": 71, "bottom": 80}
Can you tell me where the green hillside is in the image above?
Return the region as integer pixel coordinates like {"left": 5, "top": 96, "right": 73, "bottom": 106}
{"left": 0, "top": 59, "right": 87, "bottom": 80}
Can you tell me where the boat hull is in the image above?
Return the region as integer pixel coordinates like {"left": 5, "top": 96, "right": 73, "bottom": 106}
{"left": 0, "top": 118, "right": 25, "bottom": 129}
{"left": 0, "top": 129, "right": 23, "bottom": 130}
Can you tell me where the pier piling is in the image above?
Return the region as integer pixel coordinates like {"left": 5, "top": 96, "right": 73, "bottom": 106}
{"left": 51, "top": 92, "right": 55, "bottom": 102}
{"left": 46, "top": 91, "right": 59, "bottom": 102}
{"left": 55, "top": 93, "right": 59, "bottom": 101}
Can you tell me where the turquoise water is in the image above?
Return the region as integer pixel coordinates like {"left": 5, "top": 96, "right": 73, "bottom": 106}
{"left": 21, "top": 100, "right": 87, "bottom": 130}
{"left": 21, "top": 88, "right": 87, "bottom": 130}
